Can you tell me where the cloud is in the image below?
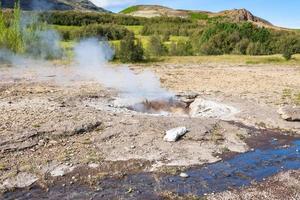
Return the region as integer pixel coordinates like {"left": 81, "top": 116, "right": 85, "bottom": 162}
{"left": 90, "top": 0, "right": 136, "bottom": 8}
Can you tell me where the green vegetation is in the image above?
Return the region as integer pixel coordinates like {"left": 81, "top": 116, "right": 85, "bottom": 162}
{"left": 120, "top": 6, "right": 140, "bottom": 14}
{"left": 189, "top": 12, "right": 209, "bottom": 20}
{"left": 0, "top": 2, "right": 62, "bottom": 59}
{"left": 147, "top": 35, "right": 167, "bottom": 57}
{"left": 118, "top": 34, "right": 144, "bottom": 63}
{"left": 2, "top": 5, "right": 300, "bottom": 63}
{"left": 0, "top": 2, "right": 23, "bottom": 53}
{"left": 125, "top": 25, "right": 143, "bottom": 34}
{"left": 55, "top": 24, "right": 131, "bottom": 41}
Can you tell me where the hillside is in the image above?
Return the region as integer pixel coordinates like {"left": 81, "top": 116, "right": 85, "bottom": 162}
{"left": 120, "top": 5, "right": 272, "bottom": 27}
{"left": 1, "top": 0, "right": 108, "bottom": 12}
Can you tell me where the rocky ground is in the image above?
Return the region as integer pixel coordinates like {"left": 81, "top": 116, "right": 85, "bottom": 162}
{"left": 0, "top": 63, "right": 300, "bottom": 199}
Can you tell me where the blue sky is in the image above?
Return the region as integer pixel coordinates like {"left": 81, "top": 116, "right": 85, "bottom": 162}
{"left": 90, "top": 0, "right": 300, "bottom": 28}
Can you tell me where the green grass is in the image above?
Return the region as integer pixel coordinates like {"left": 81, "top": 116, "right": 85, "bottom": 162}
{"left": 51, "top": 25, "right": 82, "bottom": 31}
{"left": 125, "top": 25, "right": 143, "bottom": 35}
{"left": 169, "top": 36, "right": 189, "bottom": 42}
{"left": 189, "top": 12, "right": 209, "bottom": 20}
{"left": 135, "top": 35, "right": 151, "bottom": 47}
{"left": 162, "top": 54, "right": 300, "bottom": 65}
{"left": 120, "top": 6, "right": 140, "bottom": 14}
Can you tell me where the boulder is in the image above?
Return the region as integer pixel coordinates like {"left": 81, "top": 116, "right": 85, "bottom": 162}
{"left": 278, "top": 106, "right": 300, "bottom": 121}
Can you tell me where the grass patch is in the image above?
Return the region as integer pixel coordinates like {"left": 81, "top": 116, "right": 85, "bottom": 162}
{"left": 120, "top": 6, "right": 140, "bottom": 14}
{"left": 189, "top": 12, "right": 209, "bottom": 20}
{"left": 169, "top": 36, "right": 189, "bottom": 42}
{"left": 135, "top": 35, "right": 151, "bottom": 47}
{"left": 162, "top": 54, "right": 300, "bottom": 65}
{"left": 125, "top": 25, "right": 143, "bottom": 35}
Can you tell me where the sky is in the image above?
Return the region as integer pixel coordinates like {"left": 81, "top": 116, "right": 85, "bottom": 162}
{"left": 89, "top": 0, "right": 300, "bottom": 29}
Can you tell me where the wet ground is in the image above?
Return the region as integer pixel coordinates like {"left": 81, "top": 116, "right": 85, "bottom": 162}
{"left": 2, "top": 134, "right": 300, "bottom": 200}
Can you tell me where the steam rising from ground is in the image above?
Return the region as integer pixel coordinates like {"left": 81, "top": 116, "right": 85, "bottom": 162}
{"left": 74, "top": 38, "right": 172, "bottom": 100}
{"left": 0, "top": 38, "right": 172, "bottom": 101}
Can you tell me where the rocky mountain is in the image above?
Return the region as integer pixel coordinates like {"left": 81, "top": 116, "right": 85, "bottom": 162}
{"left": 120, "top": 5, "right": 272, "bottom": 26}
{"left": 1, "top": 0, "right": 108, "bottom": 12}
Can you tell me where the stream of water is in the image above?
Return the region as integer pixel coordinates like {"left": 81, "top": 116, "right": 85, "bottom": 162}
{"left": 3, "top": 139, "right": 300, "bottom": 200}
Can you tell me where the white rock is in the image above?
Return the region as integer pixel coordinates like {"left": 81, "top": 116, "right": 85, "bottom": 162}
{"left": 179, "top": 172, "right": 189, "bottom": 178}
{"left": 189, "top": 98, "right": 238, "bottom": 119}
{"left": 164, "top": 127, "right": 188, "bottom": 142}
{"left": 1, "top": 172, "right": 38, "bottom": 190}
{"left": 278, "top": 106, "right": 300, "bottom": 121}
{"left": 88, "top": 163, "right": 99, "bottom": 169}
{"left": 50, "top": 164, "right": 75, "bottom": 177}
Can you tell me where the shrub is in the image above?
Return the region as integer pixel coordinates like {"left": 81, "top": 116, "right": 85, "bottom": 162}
{"left": 147, "top": 35, "right": 167, "bottom": 57}
{"left": 282, "top": 46, "right": 293, "bottom": 60}
{"left": 0, "top": 2, "right": 24, "bottom": 53}
{"left": 234, "top": 38, "right": 250, "bottom": 55}
{"left": 169, "top": 40, "right": 193, "bottom": 56}
{"left": 119, "top": 34, "right": 144, "bottom": 63}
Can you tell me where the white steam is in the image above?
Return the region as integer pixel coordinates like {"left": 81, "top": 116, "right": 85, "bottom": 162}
{"left": 74, "top": 38, "right": 172, "bottom": 100}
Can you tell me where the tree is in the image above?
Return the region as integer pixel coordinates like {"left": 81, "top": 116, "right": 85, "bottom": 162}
{"left": 282, "top": 47, "right": 292, "bottom": 60}
{"left": 147, "top": 35, "right": 167, "bottom": 57}
{"left": 234, "top": 38, "right": 250, "bottom": 55}
{"left": 119, "top": 34, "right": 144, "bottom": 63}
{"left": 169, "top": 40, "right": 193, "bottom": 56}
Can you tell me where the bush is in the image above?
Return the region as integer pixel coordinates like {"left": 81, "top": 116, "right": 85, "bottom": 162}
{"left": 147, "top": 35, "right": 167, "bottom": 57}
{"left": 0, "top": 2, "right": 63, "bottom": 59}
{"left": 119, "top": 34, "right": 144, "bottom": 63}
{"left": 70, "top": 24, "right": 130, "bottom": 41}
{"left": 246, "top": 42, "right": 261, "bottom": 55}
{"left": 0, "top": 2, "right": 24, "bottom": 53}
{"left": 282, "top": 49, "right": 292, "bottom": 60}
{"left": 169, "top": 40, "right": 194, "bottom": 56}
{"left": 234, "top": 38, "right": 250, "bottom": 55}
{"left": 41, "top": 11, "right": 144, "bottom": 26}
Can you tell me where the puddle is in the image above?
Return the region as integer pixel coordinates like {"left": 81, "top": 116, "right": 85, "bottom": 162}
{"left": 3, "top": 139, "right": 300, "bottom": 199}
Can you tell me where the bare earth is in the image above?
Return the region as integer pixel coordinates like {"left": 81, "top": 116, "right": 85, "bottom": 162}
{"left": 0, "top": 62, "right": 300, "bottom": 199}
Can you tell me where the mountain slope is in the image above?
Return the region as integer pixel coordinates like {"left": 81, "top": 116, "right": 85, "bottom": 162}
{"left": 1, "top": 0, "right": 108, "bottom": 12}
{"left": 120, "top": 5, "right": 272, "bottom": 26}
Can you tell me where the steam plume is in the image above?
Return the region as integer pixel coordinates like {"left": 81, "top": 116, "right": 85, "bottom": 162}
{"left": 74, "top": 38, "right": 172, "bottom": 100}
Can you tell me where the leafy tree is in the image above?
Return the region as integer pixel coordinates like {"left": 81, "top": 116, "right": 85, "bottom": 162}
{"left": 233, "top": 38, "right": 250, "bottom": 55}
{"left": 119, "top": 34, "right": 144, "bottom": 63}
{"left": 282, "top": 48, "right": 292, "bottom": 60}
{"left": 169, "top": 40, "right": 193, "bottom": 56}
{"left": 147, "top": 35, "right": 167, "bottom": 57}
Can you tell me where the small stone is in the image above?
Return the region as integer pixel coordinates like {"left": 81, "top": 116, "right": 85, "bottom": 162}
{"left": 164, "top": 127, "right": 188, "bottom": 142}
{"left": 130, "top": 145, "right": 136, "bottom": 149}
{"left": 179, "top": 172, "right": 189, "bottom": 178}
{"left": 88, "top": 163, "right": 99, "bottom": 169}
